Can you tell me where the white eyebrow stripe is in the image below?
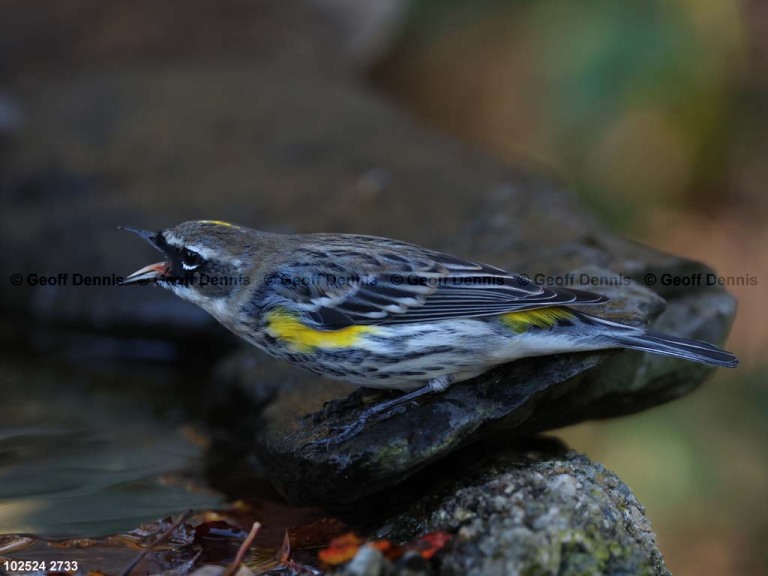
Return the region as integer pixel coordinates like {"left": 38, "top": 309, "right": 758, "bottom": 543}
{"left": 163, "top": 232, "right": 183, "bottom": 246}
{"left": 163, "top": 233, "right": 221, "bottom": 261}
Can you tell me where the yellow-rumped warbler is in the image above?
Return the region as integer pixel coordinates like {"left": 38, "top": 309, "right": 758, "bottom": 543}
{"left": 122, "top": 220, "right": 737, "bottom": 435}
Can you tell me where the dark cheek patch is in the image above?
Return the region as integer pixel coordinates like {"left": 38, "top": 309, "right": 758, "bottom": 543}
{"left": 194, "top": 262, "right": 242, "bottom": 298}
{"left": 164, "top": 253, "right": 241, "bottom": 298}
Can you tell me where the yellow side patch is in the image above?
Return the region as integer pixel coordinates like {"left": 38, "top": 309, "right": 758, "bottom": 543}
{"left": 266, "top": 310, "right": 374, "bottom": 353}
{"left": 199, "top": 220, "right": 238, "bottom": 228}
{"left": 501, "top": 307, "right": 574, "bottom": 334}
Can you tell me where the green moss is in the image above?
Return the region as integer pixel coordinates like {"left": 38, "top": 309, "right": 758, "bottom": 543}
{"left": 520, "top": 527, "right": 658, "bottom": 576}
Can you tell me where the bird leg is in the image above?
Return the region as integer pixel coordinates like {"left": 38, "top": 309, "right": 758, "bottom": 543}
{"left": 356, "top": 374, "right": 454, "bottom": 420}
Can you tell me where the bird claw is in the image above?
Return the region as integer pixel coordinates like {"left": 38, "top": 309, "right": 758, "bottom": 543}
{"left": 300, "top": 404, "right": 411, "bottom": 451}
{"left": 300, "top": 384, "right": 439, "bottom": 450}
{"left": 301, "top": 420, "right": 365, "bottom": 450}
{"left": 303, "top": 388, "right": 378, "bottom": 424}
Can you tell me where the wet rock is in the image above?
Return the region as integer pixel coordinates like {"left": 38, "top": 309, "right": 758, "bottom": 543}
{"left": 252, "top": 351, "right": 602, "bottom": 505}
{"left": 370, "top": 441, "right": 670, "bottom": 576}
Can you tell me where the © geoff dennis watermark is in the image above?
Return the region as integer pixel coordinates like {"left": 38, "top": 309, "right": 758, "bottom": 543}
{"left": 7, "top": 272, "right": 250, "bottom": 287}
{"left": 526, "top": 272, "right": 758, "bottom": 288}
{"left": 7, "top": 271, "right": 759, "bottom": 288}
{"left": 641, "top": 272, "right": 758, "bottom": 287}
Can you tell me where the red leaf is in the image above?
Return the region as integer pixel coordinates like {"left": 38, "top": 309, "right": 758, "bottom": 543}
{"left": 317, "top": 533, "right": 362, "bottom": 566}
{"left": 413, "top": 532, "right": 452, "bottom": 559}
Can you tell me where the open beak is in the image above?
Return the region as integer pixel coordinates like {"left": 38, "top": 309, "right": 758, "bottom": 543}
{"left": 120, "top": 226, "right": 169, "bottom": 285}
{"left": 122, "top": 261, "right": 169, "bottom": 285}
{"left": 119, "top": 226, "right": 164, "bottom": 250}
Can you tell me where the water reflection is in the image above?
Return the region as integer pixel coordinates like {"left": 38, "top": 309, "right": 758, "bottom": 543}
{"left": 0, "top": 348, "right": 223, "bottom": 536}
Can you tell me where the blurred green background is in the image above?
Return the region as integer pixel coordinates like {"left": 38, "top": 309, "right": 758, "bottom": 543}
{"left": 371, "top": 1, "right": 766, "bottom": 574}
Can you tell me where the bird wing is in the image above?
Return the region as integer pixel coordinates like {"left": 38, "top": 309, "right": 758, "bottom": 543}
{"left": 264, "top": 234, "right": 608, "bottom": 328}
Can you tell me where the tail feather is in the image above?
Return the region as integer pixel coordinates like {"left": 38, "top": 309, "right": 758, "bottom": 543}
{"left": 610, "top": 330, "right": 738, "bottom": 368}
{"left": 578, "top": 313, "right": 739, "bottom": 368}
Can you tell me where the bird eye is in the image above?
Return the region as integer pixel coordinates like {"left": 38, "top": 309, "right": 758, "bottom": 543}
{"left": 180, "top": 248, "right": 204, "bottom": 271}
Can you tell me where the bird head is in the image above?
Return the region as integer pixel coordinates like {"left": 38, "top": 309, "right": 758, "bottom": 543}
{"left": 121, "top": 220, "right": 254, "bottom": 320}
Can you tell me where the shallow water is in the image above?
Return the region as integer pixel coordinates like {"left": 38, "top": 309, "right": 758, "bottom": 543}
{"left": 0, "top": 347, "right": 224, "bottom": 537}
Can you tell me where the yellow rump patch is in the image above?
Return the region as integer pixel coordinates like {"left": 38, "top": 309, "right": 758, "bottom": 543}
{"left": 501, "top": 307, "right": 573, "bottom": 334}
{"left": 266, "top": 310, "right": 374, "bottom": 353}
{"left": 198, "top": 220, "right": 238, "bottom": 228}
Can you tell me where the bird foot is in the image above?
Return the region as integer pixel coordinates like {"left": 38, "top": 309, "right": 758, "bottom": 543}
{"left": 301, "top": 396, "right": 418, "bottom": 450}
{"left": 303, "top": 388, "right": 382, "bottom": 425}
{"left": 302, "top": 420, "right": 367, "bottom": 450}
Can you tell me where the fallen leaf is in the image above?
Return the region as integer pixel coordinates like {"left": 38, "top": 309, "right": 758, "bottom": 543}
{"left": 317, "top": 533, "right": 362, "bottom": 566}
